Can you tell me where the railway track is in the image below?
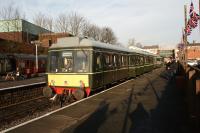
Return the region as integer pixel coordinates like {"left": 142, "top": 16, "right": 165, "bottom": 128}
{"left": 0, "top": 86, "right": 75, "bottom": 131}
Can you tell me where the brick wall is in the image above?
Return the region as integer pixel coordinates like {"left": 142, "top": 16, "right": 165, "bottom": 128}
{"left": 39, "top": 33, "right": 73, "bottom": 47}
{"left": 0, "top": 32, "right": 23, "bottom": 43}
{"left": 187, "top": 47, "right": 200, "bottom": 60}
{"left": 0, "top": 32, "right": 38, "bottom": 44}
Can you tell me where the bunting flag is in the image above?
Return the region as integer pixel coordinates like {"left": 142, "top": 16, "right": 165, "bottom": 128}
{"left": 188, "top": 18, "right": 198, "bottom": 28}
{"left": 189, "top": 2, "right": 194, "bottom": 17}
{"left": 191, "top": 11, "right": 200, "bottom": 21}
{"left": 185, "top": 1, "right": 200, "bottom": 36}
{"left": 185, "top": 23, "right": 192, "bottom": 35}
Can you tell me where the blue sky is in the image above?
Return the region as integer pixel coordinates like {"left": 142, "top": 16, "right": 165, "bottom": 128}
{"left": 0, "top": 0, "right": 200, "bottom": 48}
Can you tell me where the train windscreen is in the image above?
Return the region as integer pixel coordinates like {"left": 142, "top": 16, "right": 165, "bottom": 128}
{"left": 74, "top": 50, "right": 89, "bottom": 73}
{"left": 49, "top": 50, "right": 89, "bottom": 73}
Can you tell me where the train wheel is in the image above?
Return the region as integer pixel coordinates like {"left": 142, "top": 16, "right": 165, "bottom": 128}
{"left": 43, "top": 86, "right": 53, "bottom": 98}
{"left": 72, "top": 89, "right": 85, "bottom": 101}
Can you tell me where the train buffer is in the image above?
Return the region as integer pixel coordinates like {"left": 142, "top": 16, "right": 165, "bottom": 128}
{"left": 4, "top": 67, "right": 194, "bottom": 133}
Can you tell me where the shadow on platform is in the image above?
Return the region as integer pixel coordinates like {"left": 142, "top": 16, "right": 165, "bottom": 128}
{"left": 64, "top": 69, "right": 190, "bottom": 133}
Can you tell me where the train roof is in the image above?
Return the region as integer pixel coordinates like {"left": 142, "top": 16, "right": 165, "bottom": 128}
{"left": 49, "top": 37, "right": 155, "bottom": 56}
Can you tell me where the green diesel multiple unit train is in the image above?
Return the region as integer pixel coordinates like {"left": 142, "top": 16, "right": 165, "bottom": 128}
{"left": 45, "top": 37, "right": 162, "bottom": 100}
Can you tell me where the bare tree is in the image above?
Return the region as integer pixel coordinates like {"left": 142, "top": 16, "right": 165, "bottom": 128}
{"left": 128, "top": 38, "right": 143, "bottom": 48}
{"left": 0, "top": 5, "right": 14, "bottom": 20}
{"left": 82, "top": 21, "right": 91, "bottom": 37}
{"left": 33, "top": 12, "right": 48, "bottom": 29}
{"left": 0, "top": 5, "right": 25, "bottom": 31}
{"left": 0, "top": 4, "right": 25, "bottom": 42}
{"left": 91, "top": 25, "right": 101, "bottom": 41}
{"left": 55, "top": 13, "right": 68, "bottom": 33}
{"left": 100, "top": 27, "right": 117, "bottom": 44}
{"left": 68, "top": 12, "right": 86, "bottom": 36}
{"left": 136, "top": 42, "right": 142, "bottom": 48}
{"left": 128, "top": 38, "right": 135, "bottom": 47}
{"left": 82, "top": 22, "right": 101, "bottom": 41}
{"left": 46, "top": 16, "right": 53, "bottom": 31}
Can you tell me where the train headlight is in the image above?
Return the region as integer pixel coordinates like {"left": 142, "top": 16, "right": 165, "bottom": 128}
{"left": 64, "top": 81, "right": 67, "bottom": 85}
{"left": 51, "top": 80, "right": 55, "bottom": 86}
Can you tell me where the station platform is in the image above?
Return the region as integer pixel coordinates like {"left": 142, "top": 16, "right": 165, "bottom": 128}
{"left": 0, "top": 77, "right": 45, "bottom": 90}
{"left": 6, "top": 68, "right": 190, "bottom": 133}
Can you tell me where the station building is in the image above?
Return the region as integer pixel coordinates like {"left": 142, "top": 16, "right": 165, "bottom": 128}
{"left": 0, "top": 19, "right": 50, "bottom": 44}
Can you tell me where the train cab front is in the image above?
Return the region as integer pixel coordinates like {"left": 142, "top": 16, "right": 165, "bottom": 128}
{"left": 44, "top": 49, "right": 91, "bottom": 101}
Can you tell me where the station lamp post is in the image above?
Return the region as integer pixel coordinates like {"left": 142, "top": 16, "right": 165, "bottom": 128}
{"left": 31, "top": 40, "right": 41, "bottom": 73}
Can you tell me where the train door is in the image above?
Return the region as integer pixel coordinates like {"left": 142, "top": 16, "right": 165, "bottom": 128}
{"left": 92, "top": 51, "right": 104, "bottom": 89}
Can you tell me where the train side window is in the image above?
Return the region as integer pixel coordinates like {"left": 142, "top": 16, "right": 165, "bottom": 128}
{"left": 49, "top": 52, "right": 59, "bottom": 72}
{"left": 118, "top": 55, "right": 122, "bottom": 68}
{"left": 135, "top": 56, "right": 138, "bottom": 66}
{"left": 132, "top": 55, "right": 135, "bottom": 66}
{"left": 140, "top": 56, "right": 144, "bottom": 65}
{"left": 113, "top": 55, "right": 117, "bottom": 67}
{"left": 125, "top": 55, "right": 128, "bottom": 66}
{"left": 132, "top": 56, "right": 135, "bottom": 66}
{"left": 95, "top": 53, "right": 102, "bottom": 72}
{"left": 121, "top": 56, "right": 124, "bottom": 67}
{"left": 109, "top": 54, "right": 113, "bottom": 68}
{"left": 137, "top": 56, "right": 140, "bottom": 65}
{"left": 104, "top": 53, "right": 113, "bottom": 70}
{"left": 130, "top": 56, "right": 133, "bottom": 66}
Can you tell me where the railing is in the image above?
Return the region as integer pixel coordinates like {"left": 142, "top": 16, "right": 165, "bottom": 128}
{"left": 177, "top": 64, "right": 200, "bottom": 130}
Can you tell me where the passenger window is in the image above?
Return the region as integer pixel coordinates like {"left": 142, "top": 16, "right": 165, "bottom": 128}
{"left": 49, "top": 52, "right": 59, "bottom": 72}
{"left": 105, "top": 54, "right": 113, "bottom": 69}
{"left": 118, "top": 55, "right": 122, "bottom": 67}
{"left": 95, "top": 53, "right": 102, "bottom": 72}
{"left": 113, "top": 55, "right": 117, "bottom": 67}
{"left": 140, "top": 56, "right": 144, "bottom": 65}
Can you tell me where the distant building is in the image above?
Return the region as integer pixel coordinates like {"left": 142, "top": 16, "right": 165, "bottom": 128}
{"left": 159, "top": 49, "right": 175, "bottom": 58}
{"left": 0, "top": 19, "right": 51, "bottom": 44}
{"left": 159, "top": 49, "right": 175, "bottom": 63}
{"left": 187, "top": 43, "right": 200, "bottom": 60}
{"left": 39, "top": 33, "right": 73, "bottom": 47}
{"left": 142, "top": 45, "right": 159, "bottom": 54}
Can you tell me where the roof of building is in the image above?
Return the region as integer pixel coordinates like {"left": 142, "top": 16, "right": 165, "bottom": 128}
{"left": 0, "top": 19, "right": 51, "bottom": 35}
{"left": 187, "top": 43, "right": 200, "bottom": 46}
{"left": 39, "top": 32, "right": 73, "bottom": 36}
{"left": 143, "top": 45, "right": 159, "bottom": 49}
